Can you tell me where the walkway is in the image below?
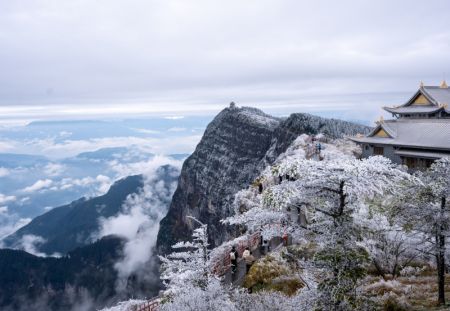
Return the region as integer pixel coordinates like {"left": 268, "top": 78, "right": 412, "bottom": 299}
{"left": 134, "top": 234, "right": 287, "bottom": 311}
{"left": 222, "top": 236, "right": 284, "bottom": 287}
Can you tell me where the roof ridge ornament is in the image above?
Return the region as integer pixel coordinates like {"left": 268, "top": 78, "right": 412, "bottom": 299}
{"left": 419, "top": 81, "right": 424, "bottom": 88}
{"left": 440, "top": 80, "right": 448, "bottom": 88}
{"left": 376, "top": 115, "right": 384, "bottom": 125}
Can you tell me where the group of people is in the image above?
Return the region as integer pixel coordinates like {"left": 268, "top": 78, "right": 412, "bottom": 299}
{"left": 230, "top": 246, "right": 256, "bottom": 276}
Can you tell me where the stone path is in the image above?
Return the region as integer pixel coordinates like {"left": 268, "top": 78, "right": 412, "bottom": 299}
{"left": 223, "top": 237, "right": 285, "bottom": 287}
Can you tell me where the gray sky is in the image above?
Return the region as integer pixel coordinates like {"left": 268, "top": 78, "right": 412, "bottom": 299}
{"left": 1, "top": 0, "right": 450, "bottom": 124}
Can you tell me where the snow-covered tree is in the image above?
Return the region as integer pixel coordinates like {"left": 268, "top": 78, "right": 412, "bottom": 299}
{"left": 365, "top": 223, "right": 418, "bottom": 280}
{"left": 229, "top": 151, "right": 413, "bottom": 310}
{"left": 158, "top": 216, "right": 239, "bottom": 310}
{"left": 394, "top": 157, "right": 450, "bottom": 305}
{"left": 159, "top": 216, "right": 211, "bottom": 296}
{"left": 278, "top": 156, "right": 412, "bottom": 310}
{"left": 159, "top": 278, "right": 235, "bottom": 311}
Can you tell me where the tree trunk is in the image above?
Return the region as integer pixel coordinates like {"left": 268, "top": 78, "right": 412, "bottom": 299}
{"left": 373, "top": 260, "right": 387, "bottom": 281}
{"left": 437, "top": 196, "right": 446, "bottom": 306}
{"left": 338, "top": 181, "right": 346, "bottom": 216}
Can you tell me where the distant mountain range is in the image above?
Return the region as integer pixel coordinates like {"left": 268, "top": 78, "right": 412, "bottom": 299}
{"left": 0, "top": 235, "right": 126, "bottom": 311}
{"left": 0, "top": 147, "right": 187, "bottom": 221}
{"left": 0, "top": 107, "right": 371, "bottom": 310}
{"left": 0, "top": 153, "right": 48, "bottom": 168}
{"left": 2, "top": 175, "right": 143, "bottom": 255}
{"left": 3, "top": 165, "right": 179, "bottom": 256}
{"left": 0, "top": 163, "right": 178, "bottom": 310}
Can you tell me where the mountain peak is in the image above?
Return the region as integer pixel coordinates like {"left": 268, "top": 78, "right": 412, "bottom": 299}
{"left": 157, "top": 106, "right": 370, "bottom": 253}
{"left": 217, "top": 105, "right": 280, "bottom": 129}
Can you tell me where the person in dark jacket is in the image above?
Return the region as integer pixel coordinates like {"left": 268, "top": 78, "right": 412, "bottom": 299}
{"left": 230, "top": 246, "right": 238, "bottom": 274}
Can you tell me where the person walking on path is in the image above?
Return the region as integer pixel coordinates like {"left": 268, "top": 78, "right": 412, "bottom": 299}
{"left": 282, "top": 232, "right": 289, "bottom": 246}
{"left": 230, "top": 246, "right": 238, "bottom": 275}
{"left": 242, "top": 247, "right": 255, "bottom": 273}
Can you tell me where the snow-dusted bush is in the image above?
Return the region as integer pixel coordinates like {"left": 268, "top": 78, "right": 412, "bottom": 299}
{"left": 159, "top": 278, "right": 235, "bottom": 311}
{"left": 399, "top": 266, "right": 426, "bottom": 277}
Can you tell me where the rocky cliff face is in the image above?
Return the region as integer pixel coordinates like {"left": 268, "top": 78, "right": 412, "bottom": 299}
{"left": 157, "top": 106, "right": 280, "bottom": 252}
{"left": 157, "top": 106, "right": 370, "bottom": 253}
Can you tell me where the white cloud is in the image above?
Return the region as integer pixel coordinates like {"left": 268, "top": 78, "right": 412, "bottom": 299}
{"left": 59, "top": 183, "right": 73, "bottom": 190}
{"left": 130, "top": 128, "right": 160, "bottom": 135}
{"left": 22, "top": 179, "right": 53, "bottom": 193}
{"left": 96, "top": 175, "right": 112, "bottom": 194}
{"left": 59, "top": 131, "right": 72, "bottom": 137}
{"left": 167, "top": 127, "right": 187, "bottom": 132}
{"left": 97, "top": 166, "right": 179, "bottom": 292}
{"left": 43, "top": 162, "right": 66, "bottom": 176}
{"left": 0, "top": 193, "right": 16, "bottom": 204}
{"left": 25, "top": 135, "right": 199, "bottom": 158}
{"left": 108, "top": 154, "right": 182, "bottom": 180}
{"left": 164, "top": 116, "right": 185, "bottom": 120}
{"left": 0, "top": 206, "right": 8, "bottom": 214}
{"left": 0, "top": 167, "right": 9, "bottom": 177}
{"left": 0, "top": 141, "right": 15, "bottom": 152}
{"left": 17, "top": 234, "right": 47, "bottom": 257}
{"left": 0, "top": 216, "right": 31, "bottom": 242}
{"left": 19, "top": 197, "right": 30, "bottom": 204}
{"left": 60, "top": 177, "right": 93, "bottom": 188}
{"left": 1, "top": 0, "right": 449, "bottom": 123}
{"left": 58, "top": 174, "right": 112, "bottom": 196}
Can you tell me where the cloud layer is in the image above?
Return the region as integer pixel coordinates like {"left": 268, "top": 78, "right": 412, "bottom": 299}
{"left": 1, "top": 0, "right": 449, "bottom": 123}
{"left": 97, "top": 164, "right": 180, "bottom": 292}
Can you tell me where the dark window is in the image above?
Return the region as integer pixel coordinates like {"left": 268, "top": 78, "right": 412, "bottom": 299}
{"left": 403, "top": 157, "right": 417, "bottom": 169}
{"left": 365, "top": 145, "right": 369, "bottom": 151}
{"left": 373, "top": 146, "right": 384, "bottom": 155}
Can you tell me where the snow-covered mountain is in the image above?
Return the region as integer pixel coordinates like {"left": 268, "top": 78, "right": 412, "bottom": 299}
{"left": 0, "top": 106, "right": 374, "bottom": 311}
{"left": 157, "top": 105, "right": 370, "bottom": 253}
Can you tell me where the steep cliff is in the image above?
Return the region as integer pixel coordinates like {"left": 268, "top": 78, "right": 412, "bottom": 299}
{"left": 157, "top": 106, "right": 280, "bottom": 252}
{"left": 157, "top": 106, "right": 370, "bottom": 253}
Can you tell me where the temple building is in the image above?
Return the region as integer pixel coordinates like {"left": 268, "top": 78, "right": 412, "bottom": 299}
{"left": 351, "top": 81, "right": 450, "bottom": 170}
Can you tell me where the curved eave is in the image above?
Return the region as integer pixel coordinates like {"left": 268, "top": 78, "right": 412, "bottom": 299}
{"left": 349, "top": 136, "right": 450, "bottom": 151}
{"left": 383, "top": 106, "right": 444, "bottom": 114}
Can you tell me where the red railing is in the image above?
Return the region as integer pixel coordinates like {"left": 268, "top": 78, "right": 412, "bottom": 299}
{"left": 133, "top": 299, "right": 159, "bottom": 311}
{"left": 211, "top": 232, "right": 261, "bottom": 276}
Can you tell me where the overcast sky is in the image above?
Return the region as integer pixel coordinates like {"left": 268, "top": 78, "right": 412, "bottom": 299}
{"left": 1, "top": 0, "right": 450, "bottom": 124}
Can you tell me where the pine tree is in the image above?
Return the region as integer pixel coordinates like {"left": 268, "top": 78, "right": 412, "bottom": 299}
{"left": 159, "top": 216, "right": 210, "bottom": 295}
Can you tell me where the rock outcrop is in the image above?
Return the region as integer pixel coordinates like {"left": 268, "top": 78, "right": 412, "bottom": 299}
{"left": 157, "top": 106, "right": 280, "bottom": 252}
{"left": 157, "top": 106, "right": 370, "bottom": 253}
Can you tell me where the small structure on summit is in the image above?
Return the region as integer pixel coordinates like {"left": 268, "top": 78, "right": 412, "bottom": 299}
{"left": 351, "top": 81, "right": 450, "bottom": 170}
